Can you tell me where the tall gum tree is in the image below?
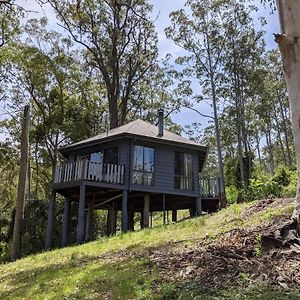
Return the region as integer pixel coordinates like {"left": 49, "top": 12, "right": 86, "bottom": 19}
{"left": 166, "top": 0, "right": 242, "bottom": 208}
{"left": 40, "top": 0, "right": 158, "bottom": 129}
{"left": 274, "top": 0, "right": 300, "bottom": 221}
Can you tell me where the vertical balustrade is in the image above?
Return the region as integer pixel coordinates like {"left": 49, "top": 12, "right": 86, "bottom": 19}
{"left": 53, "top": 160, "right": 125, "bottom": 185}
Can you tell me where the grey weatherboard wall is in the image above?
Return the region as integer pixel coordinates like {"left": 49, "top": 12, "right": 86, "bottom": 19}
{"left": 63, "top": 138, "right": 204, "bottom": 197}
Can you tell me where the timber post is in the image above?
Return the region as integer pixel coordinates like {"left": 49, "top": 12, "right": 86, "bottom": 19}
{"left": 45, "top": 190, "right": 56, "bottom": 249}
{"left": 143, "top": 193, "right": 150, "bottom": 228}
{"left": 172, "top": 203, "right": 177, "bottom": 223}
{"left": 86, "top": 200, "right": 94, "bottom": 241}
{"left": 76, "top": 184, "right": 86, "bottom": 244}
{"left": 121, "top": 189, "right": 128, "bottom": 232}
{"left": 195, "top": 196, "right": 202, "bottom": 216}
{"left": 163, "top": 194, "right": 166, "bottom": 225}
{"left": 107, "top": 201, "right": 117, "bottom": 235}
{"left": 128, "top": 201, "right": 134, "bottom": 231}
{"left": 62, "top": 197, "right": 70, "bottom": 247}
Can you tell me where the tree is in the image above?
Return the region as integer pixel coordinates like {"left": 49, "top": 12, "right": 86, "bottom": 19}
{"left": 11, "top": 105, "right": 30, "bottom": 261}
{"left": 40, "top": 0, "right": 158, "bottom": 129}
{"left": 166, "top": 0, "right": 231, "bottom": 207}
{"left": 274, "top": 1, "right": 300, "bottom": 221}
{"left": 220, "top": 1, "right": 266, "bottom": 190}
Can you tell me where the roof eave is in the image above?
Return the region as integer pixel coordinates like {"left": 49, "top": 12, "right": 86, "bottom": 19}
{"left": 59, "top": 132, "right": 208, "bottom": 156}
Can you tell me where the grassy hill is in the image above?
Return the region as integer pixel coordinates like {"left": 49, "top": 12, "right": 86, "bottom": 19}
{"left": 1, "top": 198, "right": 300, "bottom": 300}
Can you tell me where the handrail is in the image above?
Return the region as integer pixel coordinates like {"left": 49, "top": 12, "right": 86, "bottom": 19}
{"left": 54, "top": 160, "right": 125, "bottom": 185}
{"left": 200, "top": 176, "right": 220, "bottom": 198}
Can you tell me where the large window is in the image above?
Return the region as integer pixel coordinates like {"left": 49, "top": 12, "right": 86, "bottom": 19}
{"left": 132, "top": 146, "right": 154, "bottom": 186}
{"left": 174, "top": 152, "right": 193, "bottom": 190}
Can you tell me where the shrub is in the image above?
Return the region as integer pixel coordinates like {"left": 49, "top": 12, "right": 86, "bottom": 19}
{"left": 0, "top": 242, "right": 10, "bottom": 264}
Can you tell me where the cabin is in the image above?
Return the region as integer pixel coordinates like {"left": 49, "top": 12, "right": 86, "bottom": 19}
{"left": 45, "top": 109, "right": 220, "bottom": 248}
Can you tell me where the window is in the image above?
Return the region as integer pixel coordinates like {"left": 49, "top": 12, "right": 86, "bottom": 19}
{"left": 90, "top": 152, "right": 103, "bottom": 163}
{"left": 76, "top": 147, "right": 118, "bottom": 165}
{"left": 174, "top": 152, "right": 193, "bottom": 190}
{"left": 132, "top": 146, "right": 154, "bottom": 186}
{"left": 103, "top": 147, "right": 118, "bottom": 164}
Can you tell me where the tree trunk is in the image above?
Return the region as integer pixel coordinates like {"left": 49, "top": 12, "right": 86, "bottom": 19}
{"left": 273, "top": 104, "right": 288, "bottom": 165}
{"left": 256, "top": 132, "right": 263, "bottom": 166}
{"left": 11, "top": 105, "right": 30, "bottom": 261}
{"left": 210, "top": 73, "right": 227, "bottom": 207}
{"left": 275, "top": 0, "right": 300, "bottom": 220}
{"left": 277, "top": 90, "right": 293, "bottom": 165}
{"left": 265, "top": 128, "right": 275, "bottom": 175}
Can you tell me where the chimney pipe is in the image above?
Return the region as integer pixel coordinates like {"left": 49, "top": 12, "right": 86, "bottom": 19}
{"left": 157, "top": 108, "right": 164, "bottom": 137}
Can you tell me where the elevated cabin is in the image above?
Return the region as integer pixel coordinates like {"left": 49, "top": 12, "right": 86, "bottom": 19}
{"left": 46, "top": 111, "right": 220, "bottom": 248}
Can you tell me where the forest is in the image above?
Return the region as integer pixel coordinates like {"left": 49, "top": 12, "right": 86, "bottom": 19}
{"left": 1, "top": 1, "right": 300, "bottom": 297}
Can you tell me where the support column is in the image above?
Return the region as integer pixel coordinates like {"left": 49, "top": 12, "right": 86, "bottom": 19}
{"left": 121, "top": 190, "right": 128, "bottom": 232}
{"left": 195, "top": 197, "right": 202, "bottom": 216}
{"left": 140, "top": 211, "right": 144, "bottom": 229}
{"left": 45, "top": 190, "right": 56, "bottom": 249}
{"left": 172, "top": 204, "right": 177, "bottom": 223}
{"left": 189, "top": 208, "right": 196, "bottom": 217}
{"left": 163, "top": 194, "right": 166, "bottom": 225}
{"left": 107, "top": 201, "right": 117, "bottom": 236}
{"left": 62, "top": 197, "right": 70, "bottom": 247}
{"left": 86, "top": 201, "right": 94, "bottom": 241}
{"left": 76, "top": 184, "right": 86, "bottom": 244}
{"left": 143, "top": 194, "right": 150, "bottom": 228}
{"left": 128, "top": 201, "right": 134, "bottom": 231}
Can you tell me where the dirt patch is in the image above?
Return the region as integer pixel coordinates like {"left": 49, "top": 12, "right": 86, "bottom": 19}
{"left": 150, "top": 200, "right": 300, "bottom": 293}
{"left": 241, "top": 198, "right": 294, "bottom": 218}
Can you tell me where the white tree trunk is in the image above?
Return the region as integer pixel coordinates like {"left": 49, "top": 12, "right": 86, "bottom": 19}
{"left": 276, "top": 0, "right": 300, "bottom": 220}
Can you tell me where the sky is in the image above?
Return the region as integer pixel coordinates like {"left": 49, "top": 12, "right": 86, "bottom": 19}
{"left": 3, "top": 0, "right": 281, "bottom": 140}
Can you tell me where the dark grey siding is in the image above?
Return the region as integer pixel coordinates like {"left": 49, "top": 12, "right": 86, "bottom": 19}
{"left": 130, "top": 142, "right": 200, "bottom": 197}
{"left": 63, "top": 137, "right": 204, "bottom": 196}
{"left": 119, "top": 141, "right": 130, "bottom": 186}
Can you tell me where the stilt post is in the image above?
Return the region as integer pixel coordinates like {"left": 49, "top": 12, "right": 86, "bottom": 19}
{"left": 121, "top": 190, "right": 128, "bottom": 232}
{"left": 62, "top": 197, "right": 70, "bottom": 247}
{"left": 45, "top": 190, "right": 56, "bottom": 249}
{"left": 143, "top": 193, "right": 150, "bottom": 228}
{"left": 86, "top": 200, "right": 94, "bottom": 241}
{"left": 76, "top": 184, "right": 86, "bottom": 244}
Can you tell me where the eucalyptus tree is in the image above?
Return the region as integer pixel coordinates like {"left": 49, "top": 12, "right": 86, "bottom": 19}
{"left": 165, "top": 0, "right": 236, "bottom": 207}
{"left": 256, "top": 0, "right": 300, "bottom": 221}
{"left": 1, "top": 18, "right": 106, "bottom": 197}
{"left": 264, "top": 50, "right": 293, "bottom": 166}
{"left": 40, "top": 0, "right": 158, "bottom": 129}
{"left": 220, "top": 1, "right": 266, "bottom": 189}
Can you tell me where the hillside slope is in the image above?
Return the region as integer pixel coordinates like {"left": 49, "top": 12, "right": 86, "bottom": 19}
{"left": 0, "top": 198, "right": 299, "bottom": 300}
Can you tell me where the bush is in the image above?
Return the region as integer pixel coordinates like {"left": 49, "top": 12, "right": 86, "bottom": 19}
{"left": 226, "top": 185, "right": 239, "bottom": 204}
{"left": 272, "top": 167, "right": 290, "bottom": 186}
{"left": 228, "top": 167, "right": 297, "bottom": 203}
{"left": 0, "top": 242, "right": 10, "bottom": 264}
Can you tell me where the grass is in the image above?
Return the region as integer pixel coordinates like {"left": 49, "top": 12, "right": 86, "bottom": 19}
{"left": 0, "top": 200, "right": 298, "bottom": 299}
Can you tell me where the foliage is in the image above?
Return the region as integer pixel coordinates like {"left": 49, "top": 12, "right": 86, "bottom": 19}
{"left": 42, "top": 0, "right": 158, "bottom": 129}
{"left": 241, "top": 167, "right": 297, "bottom": 201}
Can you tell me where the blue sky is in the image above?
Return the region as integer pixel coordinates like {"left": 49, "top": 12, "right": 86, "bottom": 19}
{"left": 4, "top": 0, "right": 280, "bottom": 140}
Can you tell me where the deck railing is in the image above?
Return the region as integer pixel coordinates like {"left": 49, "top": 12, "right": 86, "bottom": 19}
{"left": 54, "top": 160, "right": 125, "bottom": 185}
{"left": 200, "top": 176, "right": 220, "bottom": 198}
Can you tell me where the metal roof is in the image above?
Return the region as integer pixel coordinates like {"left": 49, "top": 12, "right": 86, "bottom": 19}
{"left": 60, "top": 119, "right": 208, "bottom": 153}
